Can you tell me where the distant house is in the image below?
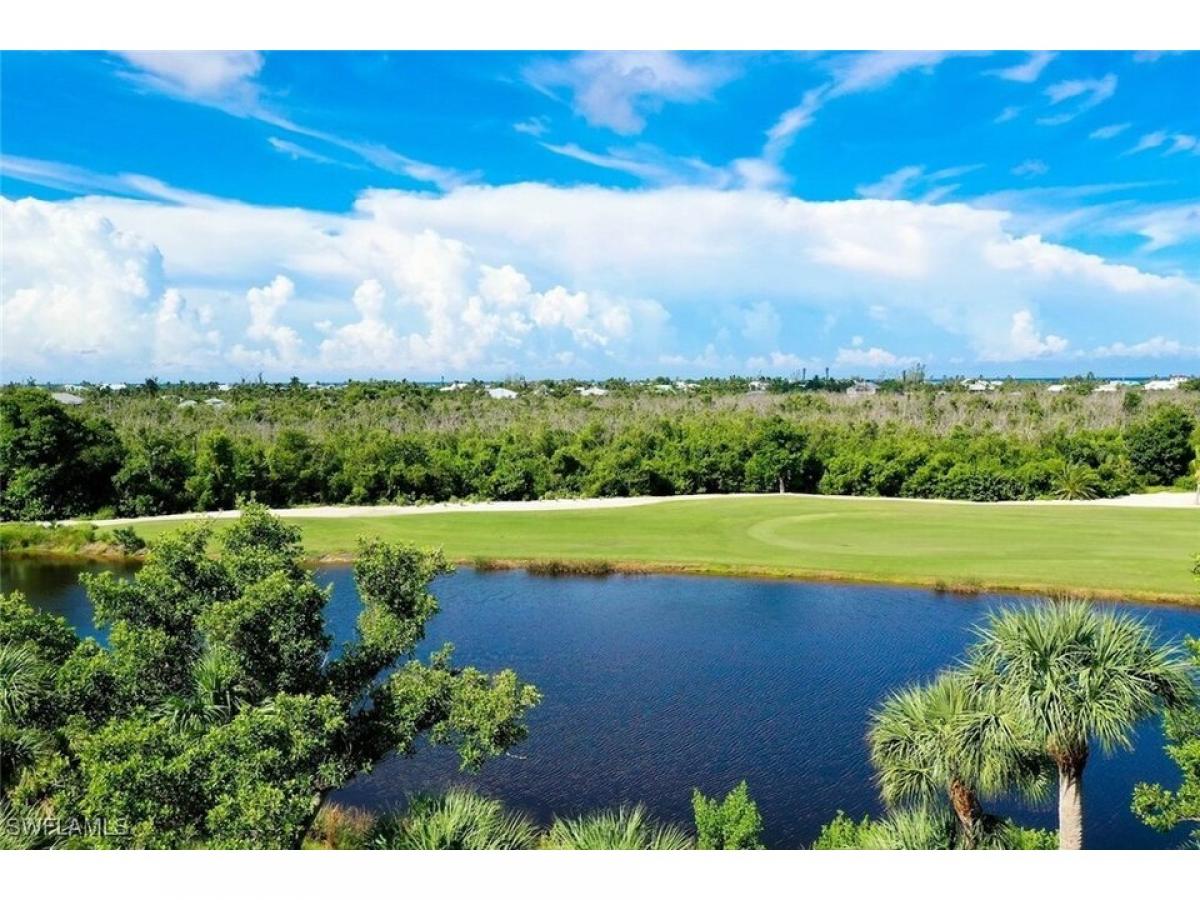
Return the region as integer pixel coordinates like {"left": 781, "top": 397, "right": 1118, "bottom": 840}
{"left": 747, "top": 379, "right": 769, "bottom": 393}
{"left": 50, "top": 391, "right": 84, "bottom": 406}
{"left": 654, "top": 383, "right": 674, "bottom": 392}
{"left": 674, "top": 381, "right": 700, "bottom": 392}
{"left": 178, "top": 399, "right": 198, "bottom": 408}
{"left": 1093, "top": 380, "right": 1133, "bottom": 393}
{"left": 217, "top": 383, "right": 232, "bottom": 392}
{"left": 1144, "top": 377, "right": 1185, "bottom": 391}
{"left": 204, "top": 397, "right": 228, "bottom": 408}
{"left": 576, "top": 386, "right": 609, "bottom": 397}
{"left": 846, "top": 380, "right": 878, "bottom": 397}
{"left": 106, "top": 382, "right": 128, "bottom": 392}
{"left": 1046, "top": 384, "right": 1068, "bottom": 393}
{"left": 439, "top": 381, "right": 468, "bottom": 392}
{"left": 486, "top": 387, "right": 518, "bottom": 400}
{"left": 965, "top": 379, "right": 992, "bottom": 392}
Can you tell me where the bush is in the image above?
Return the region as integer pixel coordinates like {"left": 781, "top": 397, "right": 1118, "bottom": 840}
{"left": 1126, "top": 405, "right": 1197, "bottom": 486}
{"left": 109, "top": 526, "right": 146, "bottom": 554}
{"left": 692, "top": 781, "right": 764, "bottom": 849}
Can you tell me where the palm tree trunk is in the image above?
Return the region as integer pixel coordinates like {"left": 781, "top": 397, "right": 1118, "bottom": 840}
{"left": 948, "top": 779, "right": 983, "bottom": 849}
{"left": 1055, "top": 749, "right": 1088, "bottom": 850}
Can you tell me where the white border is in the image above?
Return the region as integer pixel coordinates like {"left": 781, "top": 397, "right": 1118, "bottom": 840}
{"left": 2, "top": 0, "right": 1197, "bottom": 50}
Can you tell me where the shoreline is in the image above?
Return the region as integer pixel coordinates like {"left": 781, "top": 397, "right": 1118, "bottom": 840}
{"left": 7, "top": 545, "right": 1196, "bottom": 608}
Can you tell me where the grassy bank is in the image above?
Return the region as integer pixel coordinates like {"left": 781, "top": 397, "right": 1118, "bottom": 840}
{"left": 114, "top": 496, "right": 1200, "bottom": 603}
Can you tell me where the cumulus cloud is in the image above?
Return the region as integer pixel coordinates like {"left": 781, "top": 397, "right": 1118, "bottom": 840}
{"left": 524, "top": 51, "right": 733, "bottom": 135}
{"left": 979, "top": 310, "right": 1068, "bottom": 361}
{"left": 229, "top": 276, "right": 304, "bottom": 370}
{"left": 6, "top": 178, "right": 1198, "bottom": 377}
{"left": 834, "top": 345, "right": 920, "bottom": 368}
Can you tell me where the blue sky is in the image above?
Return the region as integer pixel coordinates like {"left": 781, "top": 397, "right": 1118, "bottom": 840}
{"left": 1, "top": 50, "right": 1197, "bottom": 381}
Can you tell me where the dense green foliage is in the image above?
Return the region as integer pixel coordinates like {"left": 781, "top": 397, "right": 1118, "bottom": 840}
{"left": 0, "top": 506, "right": 539, "bottom": 848}
{"left": 0, "top": 388, "right": 121, "bottom": 520}
{"left": 2, "top": 382, "right": 1195, "bottom": 520}
{"left": 691, "top": 781, "right": 765, "bottom": 849}
{"left": 812, "top": 809, "right": 1057, "bottom": 850}
{"left": 370, "top": 789, "right": 540, "bottom": 850}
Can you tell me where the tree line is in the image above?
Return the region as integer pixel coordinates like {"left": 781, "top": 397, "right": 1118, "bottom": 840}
{"left": 2, "top": 385, "right": 1196, "bottom": 520}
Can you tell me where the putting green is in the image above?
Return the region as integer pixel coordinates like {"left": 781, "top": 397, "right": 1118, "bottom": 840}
{"left": 130, "top": 496, "right": 1200, "bottom": 603}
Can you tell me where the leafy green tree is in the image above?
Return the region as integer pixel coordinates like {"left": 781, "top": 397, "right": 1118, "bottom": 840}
{"left": 869, "top": 670, "right": 1049, "bottom": 847}
{"left": 0, "top": 388, "right": 121, "bottom": 519}
{"left": 544, "top": 805, "right": 693, "bottom": 849}
{"left": 1125, "top": 404, "right": 1196, "bottom": 485}
{"left": 969, "top": 603, "right": 1193, "bottom": 849}
{"left": 0, "top": 505, "right": 539, "bottom": 847}
{"left": 692, "top": 780, "right": 764, "bottom": 849}
{"left": 1131, "top": 637, "right": 1200, "bottom": 847}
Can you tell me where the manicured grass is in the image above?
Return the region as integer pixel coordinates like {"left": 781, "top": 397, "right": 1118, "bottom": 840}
{"left": 131, "top": 496, "right": 1200, "bottom": 602}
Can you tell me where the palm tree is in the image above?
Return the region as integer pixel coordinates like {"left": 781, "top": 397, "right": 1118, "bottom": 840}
{"left": 0, "top": 643, "right": 45, "bottom": 720}
{"left": 155, "top": 646, "right": 246, "bottom": 735}
{"left": 371, "top": 789, "right": 538, "bottom": 850}
{"left": 1049, "top": 461, "right": 1101, "bottom": 501}
{"left": 544, "top": 804, "right": 693, "bottom": 849}
{"left": 969, "top": 602, "right": 1194, "bottom": 849}
{"left": 869, "top": 670, "right": 1049, "bottom": 847}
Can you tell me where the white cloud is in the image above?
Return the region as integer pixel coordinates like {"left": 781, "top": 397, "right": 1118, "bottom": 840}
{"left": 1164, "top": 134, "right": 1199, "bottom": 156}
{"left": 1125, "top": 130, "right": 1171, "bottom": 155}
{"left": 524, "top": 52, "right": 733, "bottom": 135}
{"left": 116, "top": 51, "right": 263, "bottom": 106}
{"left": 513, "top": 116, "right": 550, "bottom": 137}
{"left": 740, "top": 301, "right": 781, "bottom": 344}
{"left": 834, "top": 345, "right": 919, "bottom": 368}
{"left": 2, "top": 198, "right": 160, "bottom": 372}
{"left": 7, "top": 177, "right": 1198, "bottom": 376}
{"left": 979, "top": 310, "right": 1068, "bottom": 361}
{"left": 1089, "top": 123, "right": 1131, "bottom": 140}
{"left": 1087, "top": 336, "right": 1196, "bottom": 359}
{"left": 229, "top": 276, "right": 304, "bottom": 369}
{"left": 1011, "top": 159, "right": 1049, "bottom": 178}
{"left": 988, "top": 52, "right": 1057, "bottom": 83}
{"left": 856, "top": 165, "right": 924, "bottom": 200}
{"left": 994, "top": 106, "right": 1023, "bottom": 124}
{"left": 751, "top": 53, "right": 965, "bottom": 187}
{"left": 1039, "top": 74, "right": 1117, "bottom": 124}
{"left": 112, "top": 52, "right": 469, "bottom": 191}
{"left": 745, "top": 351, "right": 812, "bottom": 373}
{"left": 267, "top": 137, "right": 345, "bottom": 167}
{"left": 857, "top": 163, "right": 982, "bottom": 202}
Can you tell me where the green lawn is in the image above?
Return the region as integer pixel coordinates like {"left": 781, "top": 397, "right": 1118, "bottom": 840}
{"left": 132, "top": 496, "right": 1200, "bottom": 602}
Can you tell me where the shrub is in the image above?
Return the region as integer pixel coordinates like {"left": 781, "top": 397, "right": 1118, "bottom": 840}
{"left": 692, "top": 781, "right": 765, "bottom": 849}
{"left": 1126, "top": 405, "right": 1197, "bottom": 486}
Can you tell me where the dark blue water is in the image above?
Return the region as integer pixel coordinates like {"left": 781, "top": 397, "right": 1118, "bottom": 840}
{"left": 2, "top": 556, "right": 1196, "bottom": 849}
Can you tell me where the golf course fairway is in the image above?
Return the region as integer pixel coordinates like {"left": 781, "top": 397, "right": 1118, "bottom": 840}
{"left": 129, "top": 495, "right": 1200, "bottom": 602}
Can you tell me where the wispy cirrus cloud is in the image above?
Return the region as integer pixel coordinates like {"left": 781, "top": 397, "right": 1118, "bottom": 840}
{"left": 987, "top": 51, "right": 1057, "bottom": 83}
{"left": 1089, "top": 122, "right": 1131, "bottom": 140}
{"left": 523, "top": 51, "right": 735, "bottom": 135}
{"left": 743, "top": 52, "right": 971, "bottom": 189}
{"left": 112, "top": 52, "right": 471, "bottom": 190}
{"left": 855, "top": 163, "right": 983, "bottom": 202}
{"left": 1037, "top": 73, "right": 1117, "bottom": 125}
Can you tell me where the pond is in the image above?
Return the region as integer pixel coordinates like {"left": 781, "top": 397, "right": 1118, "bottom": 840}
{"left": 2, "top": 555, "right": 1196, "bottom": 849}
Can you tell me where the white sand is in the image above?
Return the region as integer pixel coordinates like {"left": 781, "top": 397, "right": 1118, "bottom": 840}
{"left": 67, "top": 489, "right": 1197, "bottom": 527}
